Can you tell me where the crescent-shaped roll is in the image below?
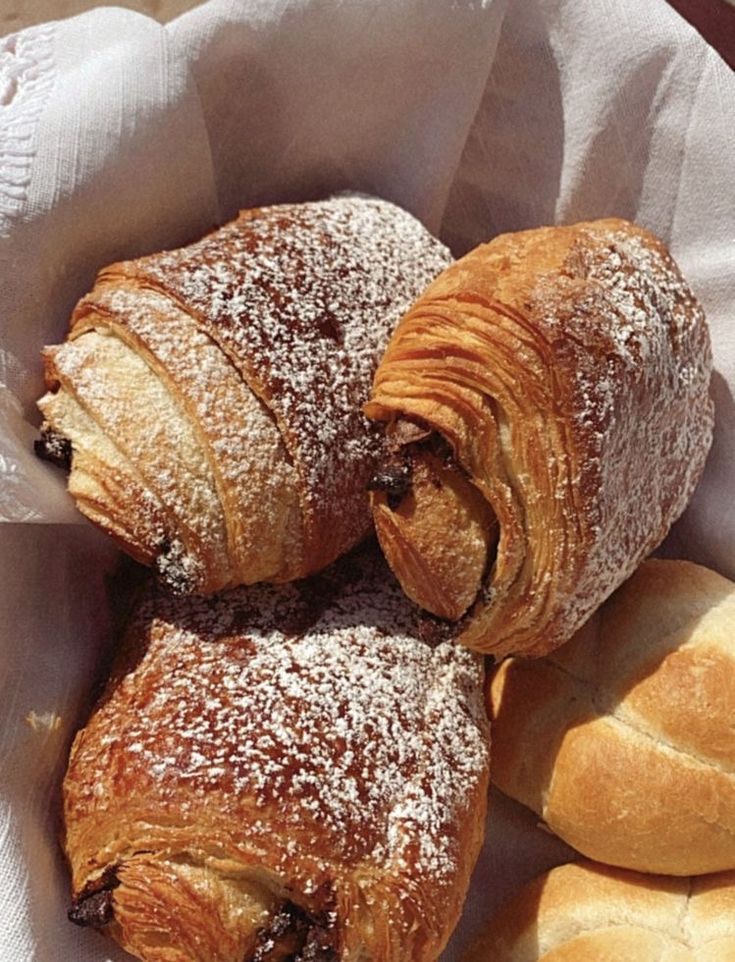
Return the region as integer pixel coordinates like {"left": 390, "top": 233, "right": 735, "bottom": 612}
{"left": 463, "top": 860, "right": 735, "bottom": 961}
{"left": 365, "top": 219, "right": 713, "bottom": 658}
{"left": 62, "top": 545, "right": 490, "bottom": 962}
{"left": 37, "top": 196, "right": 452, "bottom": 594}
{"left": 488, "top": 559, "right": 735, "bottom": 876}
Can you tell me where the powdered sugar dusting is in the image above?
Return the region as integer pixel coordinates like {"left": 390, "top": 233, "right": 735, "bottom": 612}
{"left": 121, "top": 196, "right": 452, "bottom": 569}
{"left": 77, "top": 285, "right": 304, "bottom": 586}
{"left": 43, "top": 197, "right": 450, "bottom": 589}
{"left": 481, "top": 222, "right": 714, "bottom": 654}
{"left": 37, "top": 383, "right": 172, "bottom": 561}
{"left": 67, "top": 546, "right": 489, "bottom": 902}
{"left": 539, "top": 224, "right": 714, "bottom": 640}
{"left": 496, "top": 221, "right": 715, "bottom": 655}
{"left": 45, "top": 329, "right": 230, "bottom": 588}
{"left": 368, "top": 219, "right": 713, "bottom": 658}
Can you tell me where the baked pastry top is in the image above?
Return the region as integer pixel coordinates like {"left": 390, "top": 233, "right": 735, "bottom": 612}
{"left": 38, "top": 196, "right": 452, "bottom": 593}
{"left": 366, "top": 218, "right": 713, "bottom": 658}
{"left": 63, "top": 545, "right": 490, "bottom": 962}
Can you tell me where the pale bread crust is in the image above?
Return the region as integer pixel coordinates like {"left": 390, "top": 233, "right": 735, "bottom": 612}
{"left": 366, "top": 219, "right": 713, "bottom": 658}
{"left": 489, "top": 559, "right": 735, "bottom": 875}
{"left": 463, "top": 860, "right": 735, "bottom": 962}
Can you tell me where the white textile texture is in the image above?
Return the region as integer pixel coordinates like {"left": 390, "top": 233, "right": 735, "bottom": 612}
{"left": 0, "top": 0, "right": 732, "bottom": 959}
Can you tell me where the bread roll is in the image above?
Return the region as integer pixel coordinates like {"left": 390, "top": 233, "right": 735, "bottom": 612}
{"left": 37, "top": 196, "right": 452, "bottom": 594}
{"left": 489, "top": 559, "right": 735, "bottom": 875}
{"left": 463, "top": 860, "right": 735, "bottom": 961}
{"left": 63, "top": 545, "right": 490, "bottom": 962}
{"left": 365, "top": 219, "right": 713, "bottom": 658}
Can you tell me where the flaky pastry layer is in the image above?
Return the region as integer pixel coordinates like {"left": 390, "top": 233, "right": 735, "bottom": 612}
{"left": 38, "top": 196, "right": 452, "bottom": 593}
{"left": 366, "top": 219, "right": 713, "bottom": 658}
{"left": 63, "top": 546, "right": 490, "bottom": 962}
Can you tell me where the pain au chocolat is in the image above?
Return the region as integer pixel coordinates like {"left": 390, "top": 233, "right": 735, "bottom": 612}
{"left": 62, "top": 545, "right": 490, "bottom": 962}
{"left": 365, "top": 219, "right": 713, "bottom": 658}
{"left": 37, "top": 196, "right": 451, "bottom": 595}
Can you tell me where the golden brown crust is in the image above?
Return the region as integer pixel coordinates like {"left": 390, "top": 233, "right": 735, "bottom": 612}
{"left": 38, "top": 197, "right": 452, "bottom": 594}
{"left": 372, "top": 447, "right": 498, "bottom": 620}
{"left": 488, "top": 559, "right": 735, "bottom": 876}
{"left": 366, "top": 219, "right": 713, "bottom": 658}
{"left": 63, "top": 546, "right": 490, "bottom": 962}
{"left": 462, "top": 860, "right": 735, "bottom": 961}
{"left": 69, "top": 284, "right": 304, "bottom": 586}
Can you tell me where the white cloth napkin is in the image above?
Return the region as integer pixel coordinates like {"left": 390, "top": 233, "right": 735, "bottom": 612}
{"left": 0, "top": 0, "right": 732, "bottom": 959}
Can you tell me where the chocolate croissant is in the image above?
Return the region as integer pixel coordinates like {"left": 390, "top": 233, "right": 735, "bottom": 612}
{"left": 37, "top": 197, "right": 451, "bottom": 594}
{"left": 365, "top": 219, "right": 713, "bottom": 658}
{"left": 62, "top": 545, "right": 490, "bottom": 962}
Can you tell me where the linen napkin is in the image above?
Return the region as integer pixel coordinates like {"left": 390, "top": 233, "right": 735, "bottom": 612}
{"left": 0, "top": 0, "right": 732, "bottom": 959}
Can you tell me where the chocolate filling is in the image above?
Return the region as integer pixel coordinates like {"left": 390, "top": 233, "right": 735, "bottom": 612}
{"left": 368, "top": 419, "right": 461, "bottom": 510}
{"left": 367, "top": 459, "right": 412, "bottom": 509}
{"left": 155, "top": 538, "right": 198, "bottom": 595}
{"left": 68, "top": 865, "right": 120, "bottom": 929}
{"left": 252, "top": 901, "right": 337, "bottom": 962}
{"left": 34, "top": 426, "right": 72, "bottom": 471}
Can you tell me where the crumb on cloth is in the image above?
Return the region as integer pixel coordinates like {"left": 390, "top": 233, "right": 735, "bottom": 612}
{"left": 25, "top": 710, "right": 62, "bottom": 733}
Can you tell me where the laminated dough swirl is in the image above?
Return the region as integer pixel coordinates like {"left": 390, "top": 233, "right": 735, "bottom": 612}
{"left": 463, "top": 860, "right": 735, "bottom": 961}
{"left": 489, "top": 559, "right": 735, "bottom": 876}
{"left": 365, "top": 219, "right": 713, "bottom": 658}
{"left": 62, "top": 546, "right": 490, "bottom": 962}
{"left": 37, "top": 196, "right": 452, "bottom": 594}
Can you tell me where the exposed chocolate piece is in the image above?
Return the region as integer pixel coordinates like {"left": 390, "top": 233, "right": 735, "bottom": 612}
{"left": 253, "top": 903, "right": 308, "bottom": 962}
{"left": 68, "top": 864, "right": 120, "bottom": 929}
{"left": 252, "top": 901, "right": 338, "bottom": 962}
{"left": 68, "top": 889, "right": 115, "bottom": 928}
{"left": 369, "top": 421, "right": 464, "bottom": 510}
{"left": 155, "top": 538, "right": 198, "bottom": 595}
{"left": 34, "top": 425, "right": 72, "bottom": 471}
{"left": 367, "top": 459, "right": 412, "bottom": 509}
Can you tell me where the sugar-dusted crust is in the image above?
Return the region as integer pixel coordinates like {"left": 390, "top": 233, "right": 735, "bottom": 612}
{"left": 489, "top": 559, "right": 735, "bottom": 876}
{"left": 463, "top": 860, "right": 735, "bottom": 961}
{"left": 39, "top": 196, "right": 452, "bottom": 593}
{"left": 366, "top": 219, "right": 713, "bottom": 658}
{"left": 63, "top": 545, "right": 490, "bottom": 962}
